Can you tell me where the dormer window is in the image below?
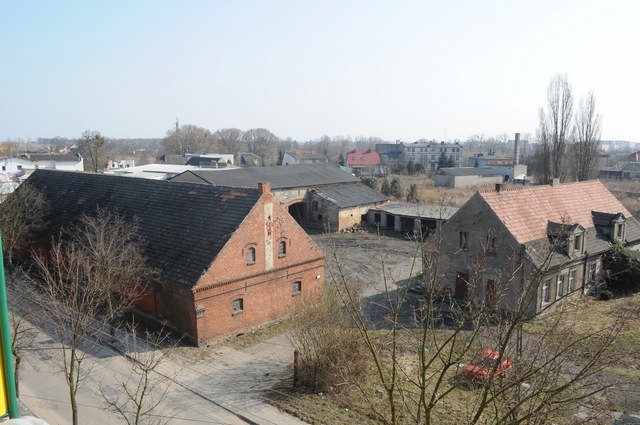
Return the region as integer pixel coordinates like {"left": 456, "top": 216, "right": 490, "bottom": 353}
{"left": 547, "top": 221, "right": 584, "bottom": 257}
{"left": 592, "top": 211, "right": 626, "bottom": 243}
{"left": 612, "top": 216, "right": 626, "bottom": 242}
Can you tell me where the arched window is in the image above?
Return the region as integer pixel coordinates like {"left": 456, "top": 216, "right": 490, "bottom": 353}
{"left": 246, "top": 247, "right": 256, "bottom": 265}
{"left": 278, "top": 240, "right": 287, "bottom": 258}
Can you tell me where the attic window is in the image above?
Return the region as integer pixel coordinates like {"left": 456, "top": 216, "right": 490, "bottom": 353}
{"left": 278, "top": 240, "right": 287, "bottom": 258}
{"left": 592, "top": 211, "right": 626, "bottom": 242}
{"left": 246, "top": 247, "right": 256, "bottom": 265}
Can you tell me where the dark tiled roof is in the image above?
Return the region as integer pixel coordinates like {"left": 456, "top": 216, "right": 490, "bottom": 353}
{"left": 25, "top": 169, "right": 261, "bottom": 289}
{"left": 28, "top": 152, "right": 82, "bottom": 162}
{"left": 170, "top": 163, "right": 358, "bottom": 188}
{"left": 312, "top": 182, "right": 388, "bottom": 208}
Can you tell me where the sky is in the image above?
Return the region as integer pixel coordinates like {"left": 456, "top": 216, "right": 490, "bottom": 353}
{"left": 1, "top": 0, "right": 639, "bottom": 143}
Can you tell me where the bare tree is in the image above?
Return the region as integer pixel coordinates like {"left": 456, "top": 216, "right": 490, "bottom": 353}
{"left": 101, "top": 326, "right": 175, "bottom": 425}
{"left": 31, "top": 208, "right": 150, "bottom": 425}
{"left": 574, "top": 91, "right": 602, "bottom": 181}
{"left": 6, "top": 274, "right": 38, "bottom": 398}
{"left": 79, "top": 130, "right": 106, "bottom": 173}
{"left": 162, "top": 123, "right": 215, "bottom": 155}
{"left": 300, "top": 215, "right": 625, "bottom": 424}
{"left": 213, "top": 128, "right": 244, "bottom": 155}
{"left": 538, "top": 74, "right": 573, "bottom": 183}
{"left": 242, "top": 128, "right": 280, "bottom": 166}
{"left": 0, "top": 182, "right": 48, "bottom": 267}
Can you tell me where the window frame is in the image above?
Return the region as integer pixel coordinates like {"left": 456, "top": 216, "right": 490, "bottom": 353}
{"left": 292, "top": 281, "right": 302, "bottom": 296}
{"left": 459, "top": 231, "right": 469, "bottom": 250}
{"left": 232, "top": 298, "right": 244, "bottom": 315}
{"left": 278, "top": 240, "right": 287, "bottom": 258}
{"left": 245, "top": 246, "right": 256, "bottom": 265}
{"left": 542, "top": 279, "right": 551, "bottom": 304}
{"left": 556, "top": 274, "right": 565, "bottom": 298}
{"left": 568, "top": 269, "right": 576, "bottom": 291}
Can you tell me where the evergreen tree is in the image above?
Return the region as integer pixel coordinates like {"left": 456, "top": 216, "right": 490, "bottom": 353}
{"left": 381, "top": 179, "right": 392, "bottom": 195}
{"left": 390, "top": 178, "right": 403, "bottom": 198}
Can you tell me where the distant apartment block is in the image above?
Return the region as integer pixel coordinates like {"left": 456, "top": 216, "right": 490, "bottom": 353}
{"left": 376, "top": 140, "right": 463, "bottom": 171}
{"left": 404, "top": 141, "right": 463, "bottom": 171}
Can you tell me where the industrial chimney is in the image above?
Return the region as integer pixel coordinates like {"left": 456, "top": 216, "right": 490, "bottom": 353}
{"left": 514, "top": 133, "right": 521, "bottom": 166}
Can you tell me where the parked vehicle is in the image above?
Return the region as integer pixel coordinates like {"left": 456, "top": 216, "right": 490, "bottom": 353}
{"left": 464, "top": 349, "right": 512, "bottom": 383}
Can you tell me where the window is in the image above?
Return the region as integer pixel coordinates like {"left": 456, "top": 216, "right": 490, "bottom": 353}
{"left": 292, "top": 281, "right": 302, "bottom": 295}
{"left": 569, "top": 269, "right": 576, "bottom": 291}
{"left": 542, "top": 279, "right": 551, "bottom": 303}
{"left": 278, "top": 241, "right": 287, "bottom": 258}
{"left": 485, "top": 279, "right": 496, "bottom": 307}
{"left": 574, "top": 234, "right": 582, "bottom": 252}
{"left": 486, "top": 235, "right": 497, "bottom": 255}
{"left": 459, "top": 231, "right": 469, "bottom": 250}
{"left": 232, "top": 298, "right": 243, "bottom": 315}
{"left": 246, "top": 247, "right": 256, "bottom": 265}
{"left": 556, "top": 274, "right": 565, "bottom": 298}
{"left": 589, "top": 262, "right": 597, "bottom": 282}
{"left": 617, "top": 223, "right": 624, "bottom": 239}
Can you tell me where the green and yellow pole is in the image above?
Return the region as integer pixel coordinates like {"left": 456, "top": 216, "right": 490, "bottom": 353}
{"left": 0, "top": 233, "right": 19, "bottom": 418}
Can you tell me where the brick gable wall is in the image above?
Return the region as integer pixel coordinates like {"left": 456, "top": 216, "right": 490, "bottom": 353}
{"left": 192, "top": 189, "right": 325, "bottom": 344}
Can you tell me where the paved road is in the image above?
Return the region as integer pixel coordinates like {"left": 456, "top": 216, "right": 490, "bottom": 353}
{"left": 18, "top": 317, "right": 306, "bottom": 425}
{"left": 15, "top": 232, "right": 420, "bottom": 425}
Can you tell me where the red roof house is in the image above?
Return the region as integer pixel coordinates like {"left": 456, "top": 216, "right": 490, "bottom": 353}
{"left": 346, "top": 149, "right": 382, "bottom": 176}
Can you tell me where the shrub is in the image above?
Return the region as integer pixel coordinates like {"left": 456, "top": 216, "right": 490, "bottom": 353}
{"left": 599, "top": 289, "right": 613, "bottom": 301}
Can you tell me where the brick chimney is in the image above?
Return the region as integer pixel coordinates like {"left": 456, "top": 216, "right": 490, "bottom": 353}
{"left": 258, "top": 182, "right": 271, "bottom": 194}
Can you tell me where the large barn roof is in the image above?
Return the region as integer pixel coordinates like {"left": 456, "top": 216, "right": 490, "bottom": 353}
{"left": 25, "top": 169, "right": 261, "bottom": 289}
{"left": 170, "top": 163, "right": 358, "bottom": 189}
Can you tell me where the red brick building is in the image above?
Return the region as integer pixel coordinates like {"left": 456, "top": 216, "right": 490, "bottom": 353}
{"left": 26, "top": 170, "right": 325, "bottom": 345}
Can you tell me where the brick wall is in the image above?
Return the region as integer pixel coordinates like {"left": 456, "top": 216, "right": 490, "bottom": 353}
{"left": 192, "top": 186, "right": 325, "bottom": 344}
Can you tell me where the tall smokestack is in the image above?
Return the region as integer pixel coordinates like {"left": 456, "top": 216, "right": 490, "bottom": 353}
{"left": 514, "top": 133, "right": 521, "bottom": 165}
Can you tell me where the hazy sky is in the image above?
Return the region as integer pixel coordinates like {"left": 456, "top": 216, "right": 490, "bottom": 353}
{"left": 2, "top": 1, "right": 639, "bottom": 142}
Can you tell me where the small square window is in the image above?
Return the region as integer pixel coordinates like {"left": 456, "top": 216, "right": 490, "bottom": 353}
{"left": 292, "top": 281, "right": 301, "bottom": 295}
{"left": 232, "top": 298, "right": 243, "bottom": 315}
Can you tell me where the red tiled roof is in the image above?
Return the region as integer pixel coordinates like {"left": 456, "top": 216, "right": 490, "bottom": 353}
{"left": 480, "top": 180, "right": 631, "bottom": 244}
{"left": 346, "top": 149, "right": 380, "bottom": 167}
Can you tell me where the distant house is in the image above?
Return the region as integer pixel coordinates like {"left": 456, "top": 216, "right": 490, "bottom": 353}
{"left": 185, "top": 153, "right": 234, "bottom": 167}
{"left": 236, "top": 152, "right": 261, "bottom": 167}
{"left": 375, "top": 141, "right": 405, "bottom": 164}
{"left": 24, "top": 170, "right": 325, "bottom": 345}
{"left": 1, "top": 153, "right": 83, "bottom": 179}
{"left": 170, "top": 164, "right": 389, "bottom": 232}
{"left": 282, "top": 150, "right": 327, "bottom": 166}
{"left": 436, "top": 180, "right": 640, "bottom": 316}
{"left": 434, "top": 167, "right": 505, "bottom": 188}
{"left": 346, "top": 149, "right": 383, "bottom": 176}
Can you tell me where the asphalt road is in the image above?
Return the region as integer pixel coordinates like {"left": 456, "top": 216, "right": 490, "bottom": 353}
{"left": 14, "top": 232, "right": 421, "bottom": 425}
